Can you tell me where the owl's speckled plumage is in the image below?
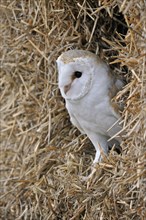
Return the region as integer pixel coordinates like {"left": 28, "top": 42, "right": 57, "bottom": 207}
{"left": 57, "top": 49, "right": 123, "bottom": 164}
{"left": 58, "top": 49, "right": 101, "bottom": 64}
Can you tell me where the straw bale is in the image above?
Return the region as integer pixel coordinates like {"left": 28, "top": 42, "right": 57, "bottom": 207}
{"left": 0, "top": 0, "right": 146, "bottom": 219}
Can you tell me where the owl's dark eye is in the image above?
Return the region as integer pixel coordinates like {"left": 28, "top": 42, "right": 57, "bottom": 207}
{"left": 74, "top": 71, "right": 82, "bottom": 78}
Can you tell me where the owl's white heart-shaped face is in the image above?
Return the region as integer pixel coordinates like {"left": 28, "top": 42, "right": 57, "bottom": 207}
{"left": 56, "top": 50, "right": 105, "bottom": 101}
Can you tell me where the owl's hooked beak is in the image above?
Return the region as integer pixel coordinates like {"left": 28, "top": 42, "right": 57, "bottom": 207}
{"left": 64, "top": 83, "right": 71, "bottom": 94}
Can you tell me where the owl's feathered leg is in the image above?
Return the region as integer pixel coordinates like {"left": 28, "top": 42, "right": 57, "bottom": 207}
{"left": 81, "top": 133, "right": 108, "bottom": 184}
{"left": 87, "top": 132, "right": 109, "bottom": 163}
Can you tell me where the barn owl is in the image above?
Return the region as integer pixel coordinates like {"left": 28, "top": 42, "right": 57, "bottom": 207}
{"left": 56, "top": 50, "right": 123, "bottom": 165}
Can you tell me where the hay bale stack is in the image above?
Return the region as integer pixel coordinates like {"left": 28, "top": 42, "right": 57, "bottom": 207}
{"left": 1, "top": 0, "right": 145, "bottom": 219}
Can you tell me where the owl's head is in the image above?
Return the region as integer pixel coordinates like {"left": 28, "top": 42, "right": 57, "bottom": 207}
{"left": 56, "top": 50, "right": 108, "bottom": 101}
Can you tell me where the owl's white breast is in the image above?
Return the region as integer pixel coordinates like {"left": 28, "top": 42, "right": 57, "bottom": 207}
{"left": 65, "top": 77, "right": 120, "bottom": 137}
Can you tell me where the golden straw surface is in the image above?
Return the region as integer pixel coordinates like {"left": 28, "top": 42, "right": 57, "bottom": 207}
{"left": 0, "top": 0, "right": 146, "bottom": 219}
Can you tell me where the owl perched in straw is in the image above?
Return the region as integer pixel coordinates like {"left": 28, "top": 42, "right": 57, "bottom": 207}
{"left": 57, "top": 50, "right": 123, "bottom": 165}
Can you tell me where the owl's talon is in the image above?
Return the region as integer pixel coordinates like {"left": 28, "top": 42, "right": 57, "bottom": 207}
{"left": 79, "top": 165, "right": 97, "bottom": 188}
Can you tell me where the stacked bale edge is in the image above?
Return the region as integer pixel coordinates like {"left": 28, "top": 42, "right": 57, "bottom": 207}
{"left": 0, "top": 1, "right": 146, "bottom": 219}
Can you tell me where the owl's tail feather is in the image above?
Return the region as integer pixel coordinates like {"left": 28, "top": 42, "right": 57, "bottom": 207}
{"left": 108, "top": 139, "right": 122, "bottom": 154}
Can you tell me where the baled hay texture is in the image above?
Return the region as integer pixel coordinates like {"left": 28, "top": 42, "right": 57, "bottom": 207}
{"left": 0, "top": 0, "right": 146, "bottom": 219}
